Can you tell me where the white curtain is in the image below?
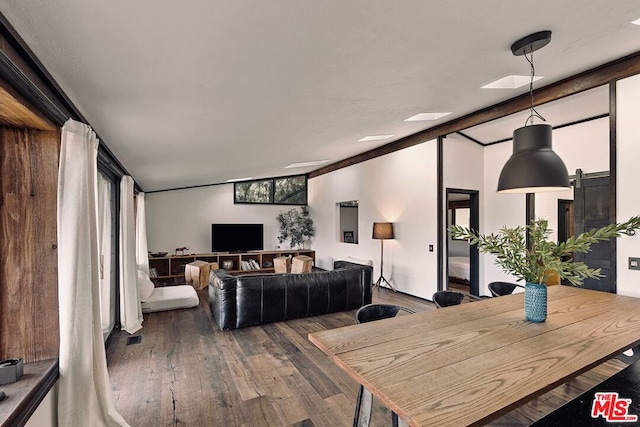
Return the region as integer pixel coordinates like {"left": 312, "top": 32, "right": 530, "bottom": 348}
{"left": 97, "top": 173, "right": 115, "bottom": 340}
{"left": 135, "top": 192, "right": 149, "bottom": 275}
{"left": 119, "top": 175, "right": 143, "bottom": 333}
{"left": 57, "top": 119, "right": 129, "bottom": 426}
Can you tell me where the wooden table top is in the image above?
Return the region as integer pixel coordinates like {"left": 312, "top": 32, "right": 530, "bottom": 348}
{"left": 308, "top": 286, "right": 640, "bottom": 426}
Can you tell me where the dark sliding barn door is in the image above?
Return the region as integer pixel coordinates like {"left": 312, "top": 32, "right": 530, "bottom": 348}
{"left": 573, "top": 176, "right": 613, "bottom": 293}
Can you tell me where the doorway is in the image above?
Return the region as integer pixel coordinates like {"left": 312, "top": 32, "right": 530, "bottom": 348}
{"left": 572, "top": 174, "right": 614, "bottom": 292}
{"left": 445, "top": 189, "right": 480, "bottom": 296}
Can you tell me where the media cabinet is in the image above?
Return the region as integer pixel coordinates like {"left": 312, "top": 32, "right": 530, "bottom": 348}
{"left": 148, "top": 249, "right": 316, "bottom": 281}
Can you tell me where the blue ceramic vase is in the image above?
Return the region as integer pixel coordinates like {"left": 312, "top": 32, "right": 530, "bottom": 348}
{"left": 524, "top": 283, "right": 547, "bottom": 322}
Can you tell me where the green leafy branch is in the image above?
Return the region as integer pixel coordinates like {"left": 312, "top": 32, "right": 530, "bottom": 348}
{"left": 449, "top": 216, "right": 640, "bottom": 286}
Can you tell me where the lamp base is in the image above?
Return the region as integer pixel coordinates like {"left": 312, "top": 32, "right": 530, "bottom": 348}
{"left": 373, "top": 275, "right": 397, "bottom": 292}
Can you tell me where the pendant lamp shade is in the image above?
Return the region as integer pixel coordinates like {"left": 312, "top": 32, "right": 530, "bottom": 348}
{"left": 497, "top": 124, "right": 570, "bottom": 193}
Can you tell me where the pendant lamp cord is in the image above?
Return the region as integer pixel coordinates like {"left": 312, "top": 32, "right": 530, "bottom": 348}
{"left": 524, "top": 49, "right": 546, "bottom": 126}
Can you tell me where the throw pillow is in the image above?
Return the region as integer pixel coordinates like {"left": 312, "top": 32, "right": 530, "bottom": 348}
{"left": 137, "top": 269, "right": 155, "bottom": 302}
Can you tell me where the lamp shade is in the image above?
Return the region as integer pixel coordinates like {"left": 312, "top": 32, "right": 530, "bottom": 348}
{"left": 372, "top": 222, "right": 394, "bottom": 240}
{"left": 497, "top": 124, "right": 570, "bottom": 193}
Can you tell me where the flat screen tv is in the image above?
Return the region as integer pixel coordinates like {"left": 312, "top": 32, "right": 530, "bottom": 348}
{"left": 212, "top": 223, "right": 264, "bottom": 253}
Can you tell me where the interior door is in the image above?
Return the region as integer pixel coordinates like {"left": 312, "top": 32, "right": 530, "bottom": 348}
{"left": 573, "top": 176, "right": 613, "bottom": 292}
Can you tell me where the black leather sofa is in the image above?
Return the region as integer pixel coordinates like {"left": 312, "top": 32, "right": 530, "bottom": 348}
{"left": 208, "top": 260, "right": 373, "bottom": 330}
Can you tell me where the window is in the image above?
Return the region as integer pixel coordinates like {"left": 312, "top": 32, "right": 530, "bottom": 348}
{"left": 234, "top": 179, "right": 273, "bottom": 203}
{"left": 235, "top": 175, "right": 307, "bottom": 205}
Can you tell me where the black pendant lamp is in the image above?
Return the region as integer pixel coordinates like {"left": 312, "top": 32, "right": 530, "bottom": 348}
{"left": 497, "top": 31, "right": 570, "bottom": 194}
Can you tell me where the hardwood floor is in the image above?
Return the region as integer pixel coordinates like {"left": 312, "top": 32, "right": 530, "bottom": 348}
{"left": 106, "top": 287, "right": 627, "bottom": 426}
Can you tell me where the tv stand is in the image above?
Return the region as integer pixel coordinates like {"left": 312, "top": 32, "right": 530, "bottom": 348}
{"left": 148, "top": 249, "right": 315, "bottom": 281}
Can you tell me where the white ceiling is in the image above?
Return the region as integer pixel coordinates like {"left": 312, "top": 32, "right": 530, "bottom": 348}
{"left": 1, "top": 1, "right": 639, "bottom": 191}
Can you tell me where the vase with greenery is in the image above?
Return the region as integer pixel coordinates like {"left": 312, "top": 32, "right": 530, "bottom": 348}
{"left": 449, "top": 216, "right": 640, "bottom": 321}
{"left": 277, "top": 206, "right": 315, "bottom": 249}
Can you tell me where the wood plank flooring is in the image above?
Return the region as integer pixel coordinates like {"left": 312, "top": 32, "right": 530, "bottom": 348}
{"left": 106, "top": 287, "right": 627, "bottom": 426}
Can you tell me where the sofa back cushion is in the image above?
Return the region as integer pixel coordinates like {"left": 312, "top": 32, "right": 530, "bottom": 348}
{"left": 234, "top": 266, "right": 371, "bottom": 329}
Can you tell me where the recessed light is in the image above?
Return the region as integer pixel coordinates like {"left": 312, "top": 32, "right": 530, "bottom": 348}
{"left": 632, "top": 18, "right": 640, "bottom": 26}
{"left": 284, "top": 160, "right": 330, "bottom": 169}
{"left": 358, "top": 134, "right": 395, "bottom": 142}
{"left": 404, "top": 112, "right": 451, "bottom": 122}
{"left": 482, "top": 75, "right": 543, "bottom": 89}
{"left": 226, "top": 177, "right": 253, "bottom": 182}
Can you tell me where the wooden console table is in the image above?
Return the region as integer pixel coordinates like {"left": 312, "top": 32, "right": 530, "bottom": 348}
{"left": 148, "top": 250, "right": 315, "bottom": 281}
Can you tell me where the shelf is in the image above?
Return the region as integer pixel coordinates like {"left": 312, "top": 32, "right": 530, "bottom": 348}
{"left": 148, "top": 250, "right": 315, "bottom": 279}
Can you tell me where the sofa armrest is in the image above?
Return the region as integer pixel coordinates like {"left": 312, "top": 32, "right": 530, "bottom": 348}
{"left": 209, "top": 269, "right": 238, "bottom": 330}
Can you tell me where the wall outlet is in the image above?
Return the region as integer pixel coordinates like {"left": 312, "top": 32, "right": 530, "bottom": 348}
{"left": 629, "top": 257, "right": 640, "bottom": 270}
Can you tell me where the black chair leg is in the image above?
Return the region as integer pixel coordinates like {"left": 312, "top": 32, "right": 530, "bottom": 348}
{"left": 353, "top": 385, "right": 373, "bottom": 427}
{"left": 353, "top": 385, "right": 363, "bottom": 427}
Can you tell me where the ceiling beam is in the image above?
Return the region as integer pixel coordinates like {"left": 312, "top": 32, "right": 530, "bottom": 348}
{"left": 309, "top": 50, "right": 640, "bottom": 178}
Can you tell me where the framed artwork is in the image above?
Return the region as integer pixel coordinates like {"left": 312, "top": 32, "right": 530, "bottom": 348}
{"left": 343, "top": 231, "right": 355, "bottom": 243}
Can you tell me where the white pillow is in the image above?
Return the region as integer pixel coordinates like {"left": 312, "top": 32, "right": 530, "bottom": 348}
{"left": 137, "top": 269, "right": 155, "bottom": 302}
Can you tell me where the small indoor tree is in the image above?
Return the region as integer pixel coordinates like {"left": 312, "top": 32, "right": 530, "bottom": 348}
{"left": 277, "top": 206, "right": 315, "bottom": 249}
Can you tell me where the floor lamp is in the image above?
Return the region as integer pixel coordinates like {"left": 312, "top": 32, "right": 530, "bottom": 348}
{"left": 372, "top": 222, "right": 397, "bottom": 292}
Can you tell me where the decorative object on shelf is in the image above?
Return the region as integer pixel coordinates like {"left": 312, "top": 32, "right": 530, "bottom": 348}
{"left": 148, "top": 251, "right": 168, "bottom": 258}
{"left": 497, "top": 30, "right": 570, "bottom": 194}
{"left": 343, "top": 231, "right": 355, "bottom": 243}
{"left": 276, "top": 206, "right": 315, "bottom": 249}
{"left": 449, "top": 216, "right": 640, "bottom": 322}
{"left": 175, "top": 247, "right": 189, "bottom": 256}
{"left": 222, "top": 260, "right": 234, "bottom": 270}
{"left": 372, "top": 222, "right": 397, "bottom": 292}
{"left": 0, "top": 358, "right": 23, "bottom": 385}
{"left": 273, "top": 256, "right": 291, "bottom": 274}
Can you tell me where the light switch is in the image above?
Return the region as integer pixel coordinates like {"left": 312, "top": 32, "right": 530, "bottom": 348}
{"left": 429, "top": 244, "right": 434, "bottom": 252}
{"left": 629, "top": 257, "right": 640, "bottom": 270}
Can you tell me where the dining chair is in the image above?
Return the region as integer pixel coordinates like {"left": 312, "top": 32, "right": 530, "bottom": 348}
{"left": 488, "top": 281, "right": 524, "bottom": 297}
{"left": 433, "top": 290, "right": 485, "bottom": 308}
{"left": 353, "top": 304, "right": 415, "bottom": 427}
{"left": 432, "top": 290, "right": 465, "bottom": 308}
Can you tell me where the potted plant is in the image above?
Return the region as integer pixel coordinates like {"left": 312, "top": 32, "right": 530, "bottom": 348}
{"left": 277, "top": 206, "right": 315, "bottom": 249}
{"left": 449, "top": 216, "right": 640, "bottom": 322}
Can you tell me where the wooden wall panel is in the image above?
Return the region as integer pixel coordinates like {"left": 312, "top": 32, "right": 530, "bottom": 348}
{"left": 0, "top": 127, "right": 60, "bottom": 362}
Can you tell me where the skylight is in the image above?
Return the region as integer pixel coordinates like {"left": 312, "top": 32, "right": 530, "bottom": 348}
{"left": 284, "top": 160, "right": 330, "bottom": 169}
{"left": 482, "top": 75, "right": 543, "bottom": 89}
{"left": 404, "top": 112, "right": 451, "bottom": 122}
{"left": 226, "top": 177, "right": 253, "bottom": 182}
{"left": 358, "top": 134, "right": 395, "bottom": 142}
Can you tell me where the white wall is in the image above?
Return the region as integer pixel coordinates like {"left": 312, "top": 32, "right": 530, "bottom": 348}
{"left": 24, "top": 382, "right": 57, "bottom": 427}
{"left": 308, "top": 141, "right": 438, "bottom": 300}
{"left": 616, "top": 74, "right": 640, "bottom": 297}
{"left": 442, "top": 134, "right": 484, "bottom": 289}
{"left": 481, "top": 141, "right": 526, "bottom": 291}
{"left": 145, "top": 184, "right": 297, "bottom": 254}
{"left": 535, "top": 117, "right": 609, "bottom": 241}
{"left": 478, "top": 117, "right": 610, "bottom": 293}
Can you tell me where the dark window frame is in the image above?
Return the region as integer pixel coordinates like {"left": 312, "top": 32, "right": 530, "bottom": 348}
{"left": 234, "top": 174, "right": 308, "bottom": 205}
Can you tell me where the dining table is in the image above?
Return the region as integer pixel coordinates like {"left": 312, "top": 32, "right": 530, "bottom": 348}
{"left": 308, "top": 286, "right": 640, "bottom": 426}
